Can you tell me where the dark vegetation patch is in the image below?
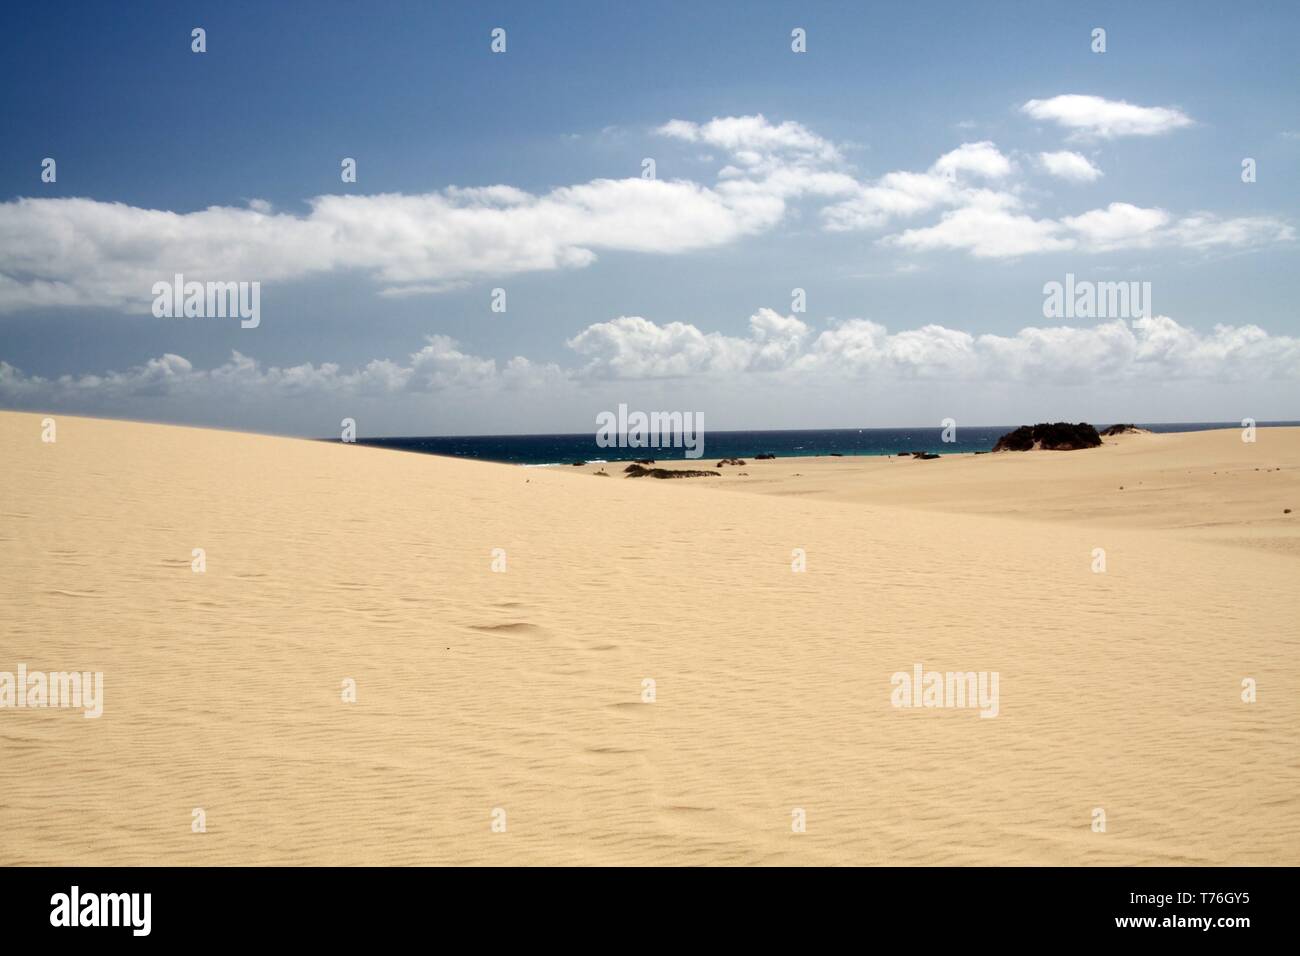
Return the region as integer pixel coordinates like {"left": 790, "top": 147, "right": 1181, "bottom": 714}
{"left": 624, "top": 464, "right": 721, "bottom": 479}
{"left": 993, "top": 422, "right": 1102, "bottom": 452}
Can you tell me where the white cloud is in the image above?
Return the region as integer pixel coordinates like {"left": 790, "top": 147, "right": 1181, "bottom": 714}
{"left": 1060, "top": 202, "right": 1170, "bottom": 250}
{"left": 659, "top": 116, "right": 860, "bottom": 207}
{"left": 0, "top": 116, "right": 848, "bottom": 314}
{"left": 821, "top": 142, "right": 1016, "bottom": 231}
{"left": 822, "top": 171, "right": 958, "bottom": 231}
{"left": 658, "top": 115, "right": 843, "bottom": 166}
{"left": 4, "top": 312, "right": 1297, "bottom": 419}
{"left": 1168, "top": 214, "right": 1296, "bottom": 249}
{"left": 559, "top": 310, "right": 1300, "bottom": 384}
{"left": 825, "top": 135, "right": 1288, "bottom": 257}
{"left": 0, "top": 111, "right": 1290, "bottom": 310}
{"left": 930, "top": 141, "right": 1015, "bottom": 180}
{"left": 566, "top": 308, "right": 810, "bottom": 378}
{"left": 0, "top": 336, "right": 562, "bottom": 405}
{"left": 1020, "top": 94, "right": 1194, "bottom": 139}
{"left": 884, "top": 199, "right": 1291, "bottom": 259}
{"left": 884, "top": 205, "right": 1074, "bottom": 258}
{"left": 795, "top": 319, "right": 982, "bottom": 378}
{"left": 1038, "top": 151, "right": 1103, "bottom": 182}
{"left": 1062, "top": 204, "right": 1292, "bottom": 254}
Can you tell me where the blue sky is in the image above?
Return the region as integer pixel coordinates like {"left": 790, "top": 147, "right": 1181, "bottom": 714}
{"left": 1, "top": 0, "right": 1297, "bottom": 434}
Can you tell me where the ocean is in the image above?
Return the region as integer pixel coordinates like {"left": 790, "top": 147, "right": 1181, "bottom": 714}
{"left": 345, "top": 421, "right": 1299, "bottom": 466}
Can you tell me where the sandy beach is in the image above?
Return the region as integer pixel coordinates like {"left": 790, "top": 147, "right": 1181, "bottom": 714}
{"left": 2, "top": 410, "right": 1297, "bottom": 866}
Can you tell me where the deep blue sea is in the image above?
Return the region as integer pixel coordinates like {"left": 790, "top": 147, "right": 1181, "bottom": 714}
{"left": 345, "top": 422, "right": 1300, "bottom": 466}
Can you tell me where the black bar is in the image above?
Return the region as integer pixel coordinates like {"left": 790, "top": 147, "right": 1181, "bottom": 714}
{"left": 0, "top": 866, "right": 1279, "bottom": 941}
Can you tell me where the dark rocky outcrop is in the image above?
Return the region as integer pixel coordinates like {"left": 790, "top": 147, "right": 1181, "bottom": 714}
{"left": 715, "top": 458, "right": 746, "bottom": 467}
{"left": 632, "top": 458, "right": 656, "bottom": 465}
{"left": 992, "top": 422, "right": 1102, "bottom": 452}
{"left": 623, "top": 464, "right": 720, "bottom": 479}
{"left": 755, "top": 453, "right": 777, "bottom": 460}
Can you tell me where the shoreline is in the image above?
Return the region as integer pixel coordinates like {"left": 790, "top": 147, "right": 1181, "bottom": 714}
{"left": 341, "top": 420, "right": 1300, "bottom": 468}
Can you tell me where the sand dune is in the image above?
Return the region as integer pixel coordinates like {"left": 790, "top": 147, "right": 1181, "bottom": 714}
{"left": 2, "top": 411, "right": 1297, "bottom": 865}
{"left": 586, "top": 429, "right": 1300, "bottom": 552}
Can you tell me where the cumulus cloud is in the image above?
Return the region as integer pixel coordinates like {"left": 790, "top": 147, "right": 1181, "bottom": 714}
{"left": 658, "top": 114, "right": 860, "bottom": 209}
{"left": 1060, "top": 202, "right": 1170, "bottom": 250}
{"left": 0, "top": 110, "right": 1291, "bottom": 310}
{"left": 1066, "top": 205, "right": 1292, "bottom": 254}
{"left": 930, "top": 141, "right": 1015, "bottom": 180}
{"left": 885, "top": 200, "right": 1291, "bottom": 258}
{"left": 1038, "top": 150, "right": 1103, "bottom": 182}
{"left": 0, "top": 115, "right": 848, "bottom": 314}
{"left": 658, "top": 115, "right": 843, "bottom": 167}
{"left": 1021, "top": 94, "right": 1194, "bottom": 139}
{"left": 567, "top": 308, "right": 811, "bottom": 378}
{"left": 0, "top": 176, "right": 787, "bottom": 313}
{"left": 821, "top": 134, "right": 1285, "bottom": 258}
{"left": 822, "top": 142, "right": 1016, "bottom": 231}
{"left": 562, "top": 310, "right": 1300, "bottom": 384}
{"left": 0, "top": 336, "right": 561, "bottom": 405}
{"left": 4, "top": 312, "right": 1297, "bottom": 419}
{"left": 884, "top": 205, "right": 1075, "bottom": 258}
